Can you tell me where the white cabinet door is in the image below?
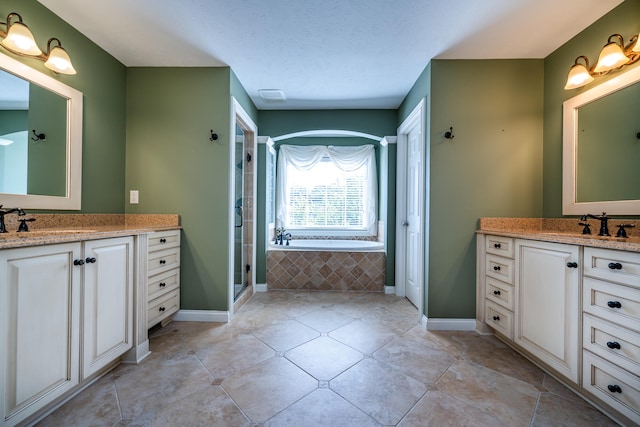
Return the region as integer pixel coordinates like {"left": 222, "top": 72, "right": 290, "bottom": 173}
{"left": 515, "top": 239, "right": 580, "bottom": 383}
{"left": 82, "top": 237, "right": 133, "bottom": 379}
{"left": 0, "top": 243, "right": 81, "bottom": 427}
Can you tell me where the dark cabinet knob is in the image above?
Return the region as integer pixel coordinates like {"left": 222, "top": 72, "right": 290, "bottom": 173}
{"left": 566, "top": 262, "right": 578, "bottom": 268}
{"left": 73, "top": 259, "right": 85, "bottom": 266}
{"left": 492, "top": 316, "right": 500, "bottom": 321}
{"left": 159, "top": 282, "right": 166, "bottom": 287}
{"left": 494, "top": 243, "right": 501, "bottom": 249}
{"left": 160, "top": 259, "right": 166, "bottom": 265}
{"left": 85, "top": 257, "right": 96, "bottom": 264}
{"left": 159, "top": 306, "right": 166, "bottom": 312}
{"left": 607, "top": 384, "right": 622, "bottom": 393}
{"left": 606, "top": 341, "right": 621, "bottom": 350}
{"left": 493, "top": 290, "right": 501, "bottom": 295}
{"left": 493, "top": 266, "right": 501, "bottom": 271}
{"left": 608, "top": 262, "right": 623, "bottom": 270}
{"left": 160, "top": 238, "right": 167, "bottom": 243}
{"left": 607, "top": 301, "right": 622, "bottom": 309}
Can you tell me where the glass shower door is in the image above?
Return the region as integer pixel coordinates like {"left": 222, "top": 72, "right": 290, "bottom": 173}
{"left": 233, "top": 124, "right": 247, "bottom": 301}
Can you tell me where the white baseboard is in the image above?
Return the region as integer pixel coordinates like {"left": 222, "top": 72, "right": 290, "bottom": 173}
{"left": 384, "top": 286, "right": 395, "bottom": 295}
{"left": 255, "top": 283, "right": 268, "bottom": 292}
{"left": 422, "top": 315, "right": 476, "bottom": 331}
{"left": 173, "top": 309, "right": 230, "bottom": 323}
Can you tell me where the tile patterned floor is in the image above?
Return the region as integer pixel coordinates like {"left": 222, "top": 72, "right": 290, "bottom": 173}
{"left": 37, "top": 291, "right": 618, "bottom": 426}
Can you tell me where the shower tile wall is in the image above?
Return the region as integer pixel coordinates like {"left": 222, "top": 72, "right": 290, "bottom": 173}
{"left": 267, "top": 250, "right": 385, "bottom": 292}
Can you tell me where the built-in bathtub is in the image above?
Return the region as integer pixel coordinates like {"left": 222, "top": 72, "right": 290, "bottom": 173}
{"left": 266, "top": 239, "right": 386, "bottom": 291}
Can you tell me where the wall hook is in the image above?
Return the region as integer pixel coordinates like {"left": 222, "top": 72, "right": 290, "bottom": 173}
{"left": 444, "top": 127, "right": 455, "bottom": 140}
{"left": 636, "top": 131, "right": 639, "bottom": 139}
{"left": 209, "top": 130, "right": 219, "bottom": 142}
{"left": 246, "top": 152, "right": 252, "bottom": 163}
{"left": 31, "top": 129, "right": 46, "bottom": 142}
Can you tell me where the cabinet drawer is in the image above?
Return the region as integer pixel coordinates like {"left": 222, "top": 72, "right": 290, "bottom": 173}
{"left": 148, "top": 230, "right": 180, "bottom": 252}
{"left": 584, "top": 247, "right": 640, "bottom": 289}
{"left": 485, "top": 277, "right": 514, "bottom": 311}
{"left": 485, "top": 235, "right": 514, "bottom": 258}
{"left": 148, "top": 247, "right": 180, "bottom": 277}
{"left": 485, "top": 300, "right": 513, "bottom": 340}
{"left": 486, "top": 254, "right": 514, "bottom": 284}
{"left": 584, "top": 277, "right": 640, "bottom": 332}
{"left": 148, "top": 289, "right": 179, "bottom": 328}
{"left": 583, "top": 314, "right": 640, "bottom": 375}
{"left": 583, "top": 351, "right": 640, "bottom": 424}
{"left": 148, "top": 268, "right": 180, "bottom": 302}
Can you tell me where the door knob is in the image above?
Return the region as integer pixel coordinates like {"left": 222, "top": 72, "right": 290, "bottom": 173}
{"left": 402, "top": 221, "right": 409, "bottom": 227}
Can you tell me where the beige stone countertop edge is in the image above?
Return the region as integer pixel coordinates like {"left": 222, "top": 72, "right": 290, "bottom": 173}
{"left": 0, "top": 226, "right": 181, "bottom": 250}
{"left": 476, "top": 229, "right": 640, "bottom": 253}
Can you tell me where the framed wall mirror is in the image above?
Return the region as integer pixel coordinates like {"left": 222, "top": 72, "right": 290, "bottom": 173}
{"left": 0, "top": 51, "right": 82, "bottom": 210}
{"left": 563, "top": 65, "right": 640, "bottom": 215}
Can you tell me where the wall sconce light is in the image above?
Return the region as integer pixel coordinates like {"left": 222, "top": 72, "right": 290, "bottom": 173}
{"left": 0, "top": 12, "right": 76, "bottom": 75}
{"left": 564, "top": 32, "right": 639, "bottom": 90}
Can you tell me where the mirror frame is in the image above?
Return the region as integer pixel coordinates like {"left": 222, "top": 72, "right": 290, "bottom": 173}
{"left": 0, "top": 52, "right": 82, "bottom": 210}
{"left": 562, "top": 65, "right": 640, "bottom": 215}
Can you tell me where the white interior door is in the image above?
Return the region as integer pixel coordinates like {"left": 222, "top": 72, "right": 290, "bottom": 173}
{"left": 396, "top": 99, "right": 426, "bottom": 311}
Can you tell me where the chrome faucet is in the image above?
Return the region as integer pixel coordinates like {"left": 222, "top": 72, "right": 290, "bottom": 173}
{"left": 581, "top": 212, "right": 610, "bottom": 236}
{"left": 0, "top": 205, "right": 26, "bottom": 233}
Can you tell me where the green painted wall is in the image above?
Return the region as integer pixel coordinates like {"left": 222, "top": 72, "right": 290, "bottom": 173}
{"left": 1, "top": 0, "right": 127, "bottom": 213}
{"left": 399, "top": 59, "right": 544, "bottom": 318}
{"left": 256, "top": 110, "right": 397, "bottom": 285}
{"left": 126, "top": 67, "right": 250, "bottom": 311}
{"left": 543, "top": 0, "right": 640, "bottom": 217}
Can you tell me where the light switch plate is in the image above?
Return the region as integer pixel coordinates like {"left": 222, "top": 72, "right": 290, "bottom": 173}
{"left": 130, "top": 190, "right": 139, "bottom": 204}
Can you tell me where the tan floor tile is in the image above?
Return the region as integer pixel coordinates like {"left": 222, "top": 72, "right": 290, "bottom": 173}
{"left": 436, "top": 361, "right": 539, "bottom": 427}
{"left": 330, "top": 319, "right": 399, "bottom": 353}
{"left": 285, "top": 336, "right": 363, "bottom": 380}
{"left": 531, "top": 393, "right": 618, "bottom": 427}
{"left": 331, "top": 358, "right": 428, "bottom": 425}
{"left": 361, "top": 306, "right": 421, "bottom": 335}
{"left": 374, "top": 337, "right": 455, "bottom": 384}
{"left": 296, "top": 308, "right": 354, "bottom": 332}
{"left": 401, "top": 326, "right": 467, "bottom": 356}
{"left": 252, "top": 319, "right": 320, "bottom": 352}
{"left": 398, "top": 390, "right": 511, "bottom": 427}
{"left": 222, "top": 357, "right": 317, "bottom": 422}
{"left": 196, "top": 334, "right": 275, "bottom": 380}
{"left": 37, "top": 375, "right": 121, "bottom": 427}
{"left": 264, "top": 389, "right": 379, "bottom": 427}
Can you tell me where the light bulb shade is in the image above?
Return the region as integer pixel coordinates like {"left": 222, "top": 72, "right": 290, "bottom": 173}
{"left": 633, "top": 33, "right": 640, "bottom": 53}
{"left": 593, "top": 41, "right": 630, "bottom": 73}
{"left": 564, "top": 63, "right": 594, "bottom": 90}
{"left": 1, "top": 21, "right": 42, "bottom": 56}
{"left": 44, "top": 46, "right": 76, "bottom": 75}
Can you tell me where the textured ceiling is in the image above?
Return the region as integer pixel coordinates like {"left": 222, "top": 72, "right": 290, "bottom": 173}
{"left": 38, "top": 0, "right": 624, "bottom": 109}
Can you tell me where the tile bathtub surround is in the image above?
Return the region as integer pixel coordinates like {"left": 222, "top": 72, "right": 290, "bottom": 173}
{"left": 267, "top": 250, "right": 385, "bottom": 291}
{"left": 36, "top": 291, "right": 617, "bottom": 426}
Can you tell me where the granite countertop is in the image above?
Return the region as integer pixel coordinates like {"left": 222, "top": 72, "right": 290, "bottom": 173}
{"left": 0, "top": 214, "right": 180, "bottom": 249}
{"left": 478, "top": 218, "right": 640, "bottom": 253}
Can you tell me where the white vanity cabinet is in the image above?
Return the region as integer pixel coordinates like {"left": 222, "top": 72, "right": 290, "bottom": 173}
{"left": 483, "top": 235, "right": 515, "bottom": 338}
{"left": 147, "top": 230, "right": 181, "bottom": 328}
{"left": 0, "top": 243, "right": 81, "bottom": 427}
{"left": 514, "top": 239, "right": 580, "bottom": 383}
{"left": 0, "top": 236, "right": 133, "bottom": 427}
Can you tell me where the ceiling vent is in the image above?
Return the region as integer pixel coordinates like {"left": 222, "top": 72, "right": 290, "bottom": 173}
{"left": 258, "top": 89, "right": 286, "bottom": 102}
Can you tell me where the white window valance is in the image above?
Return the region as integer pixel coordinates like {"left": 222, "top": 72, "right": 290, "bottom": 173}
{"left": 276, "top": 144, "right": 377, "bottom": 235}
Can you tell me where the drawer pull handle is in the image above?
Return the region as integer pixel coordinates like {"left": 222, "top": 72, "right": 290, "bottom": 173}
{"left": 494, "top": 243, "right": 501, "bottom": 249}
{"left": 607, "top": 384, "right": 622, "bottom": 394}
{"left": 608, "top": 262, "right": 622, "bottom": 270}
{"left": 606, "top": 341, "right": 621, "bottom": 350}
{"left": 73, "top": 259, "right": 85, "bottom": 266}
{"left": 566, "top": 262, "right": 578, "bottom": 268}
{"left": 85, "top": 257, "right": 96, "bottom": 264}
{"left": 492, "top": 316, "right": 500, "bottom": 321}
{"left": 493, "top": 266, "right": 501, "bottom": 271}
{"left": 607, "top": 301, "right": 622, "bottom": 309}
{"left": 493, "top": 290, "right": 501, "bottom": 295}
{"left": 160, "top": 260, "right": 166, "bottom": 265}
{"left": 159, "top": 282, "right": 166, "bottom": 287}
{"left": 159, "top": 306, "right": 166, "bottom": 312}
{"left": 160, "top": 238, "right": 167, "bottom": 243}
